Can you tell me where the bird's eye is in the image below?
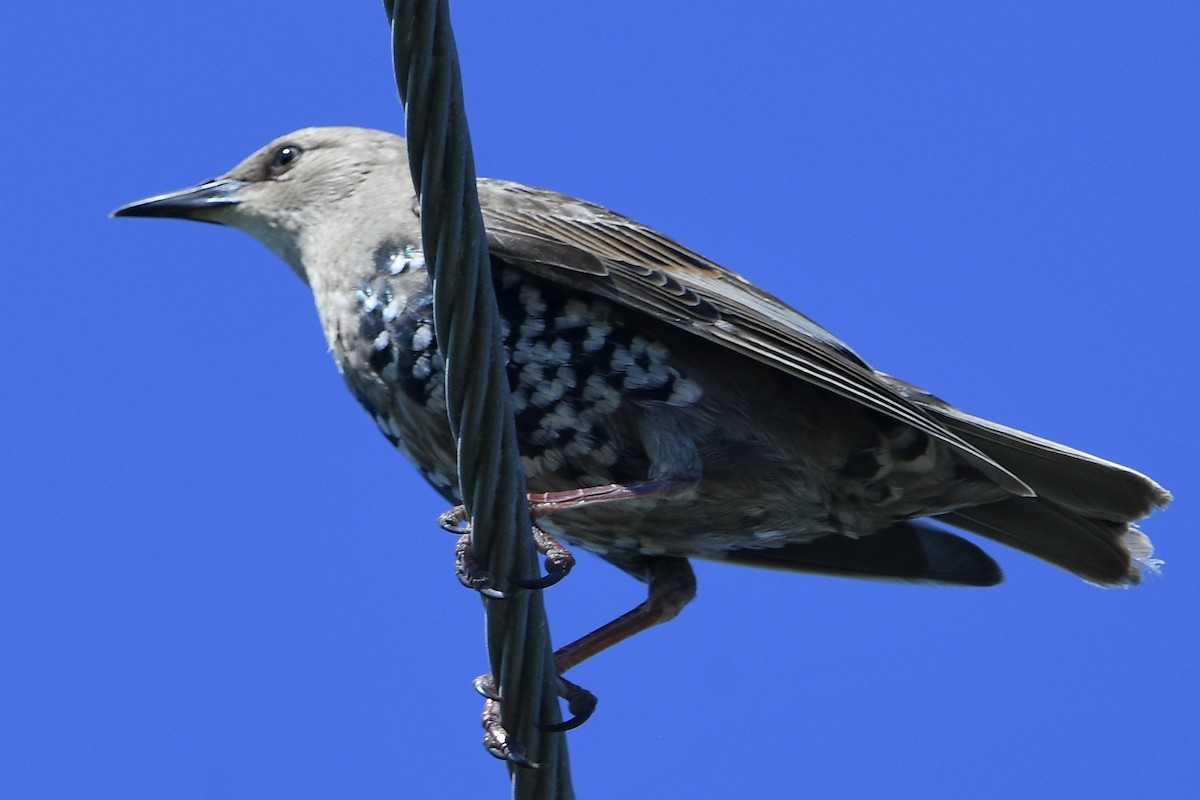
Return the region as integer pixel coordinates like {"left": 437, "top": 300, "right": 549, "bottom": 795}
{"left": 271, "top": 145, "right": 302, "bottom": 171}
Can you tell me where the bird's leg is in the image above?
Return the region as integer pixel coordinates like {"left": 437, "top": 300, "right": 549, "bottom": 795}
{"left": 557, "top": 556, "right": 697, "bottom": 668}
{"left": 438, "top": 479, "right": 692, "bottom": 591}
{"left": 528, "top": 478, "right": 694, "bottom": 518}
{"left": 478, "top": 557, "right": 696, "bottom": 762}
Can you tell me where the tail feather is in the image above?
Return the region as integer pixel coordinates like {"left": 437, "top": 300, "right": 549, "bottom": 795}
{"left": 940, "top": 499, "right": 1156, "bottom": 586}
{"left": 716, "top": 521, "right": 1003, "bottom": 587}
{"left": 877, "top": 372, "right": 1170, "bottom": 585}
{"left": 934, "top": 409, "right": 1170, "bottom": 522}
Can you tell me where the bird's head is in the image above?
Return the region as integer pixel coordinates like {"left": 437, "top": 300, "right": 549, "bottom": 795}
{"left": 113, "top": 127, "right": 419, "bottom": 285}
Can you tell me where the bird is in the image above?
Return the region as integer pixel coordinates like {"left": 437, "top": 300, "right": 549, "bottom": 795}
{"left": 114, "top": 125, "right": 1170, "bottom": 725}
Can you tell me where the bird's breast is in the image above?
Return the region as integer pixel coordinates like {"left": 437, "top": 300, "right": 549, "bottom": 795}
{"left": 329, "top": 258, "right": 707, "bottom": 499}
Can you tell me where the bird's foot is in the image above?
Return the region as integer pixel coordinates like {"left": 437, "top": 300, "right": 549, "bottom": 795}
{"left": 475, "top": 672, "right": 598, "bottom": 764}
{"left": 439, "top": 508, "right": 576, "bottom": 595}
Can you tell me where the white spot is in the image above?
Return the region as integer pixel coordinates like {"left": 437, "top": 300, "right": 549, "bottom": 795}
{"left": 583, "top": 374, "right": 610, "bottom": 402}
{"left": 610, "top": 346, "right": 634, "bottom": 372}
{"left": 556, "top": 298, "right": 591, "bottom": 328}
{"left": 564, "top": 437, "right": 596, "bottom": 458}
{"left": 386, "top": 251, "right": 407, "bottom": 275}
{"left": 519, "top": 283, "right": 547, "bottom": 315}
{"left": 583, "top": 322, "right": 612, "bottom": 352}
{"left": 382, "top": 297, "right": 403, "bottom": 323}
{"left": 751, "top": 529, "right": 789, "bottom": 544}
{"left": 543, "top": 400, "right": 577, "bottom": 428}
{"left": 641, "top": 363, "right": 671, "bottom": 389}
{"left": 667, "top": 378, "right": 703, "bottom": 406}
{"left": 411, "top": 323, "right": 434, "bottom": 352}
{"left": 622, "top": 364, "right": 650, "bottom": 389}
{"left": 556, "top": 365, "right": 578, "bottom": 388}
{"left": 520, "top": 362, "right": 545, "bottom": 387}
{"left": 714, "top": 320, "right": 739, "bottom": 334}
{"left": 372, "top": 331, "right": 390, "bottom": 351}
{"left": 520, "top": 317, "right": 547, "bottom": 340}
{"left": 512, "top": 339, "right": 534, "bottom": 365}
{"left": 549, "top": 338, "right": 572, "bottom": 363}
{"left": 422, "top": 469, "right": 454, "bottom": 489}
{"left": 412, "top": 354, "right": 433, "bottom": 380}
{"left": 374, "top": 413, "right": 403, "bottom": 441}
{"left": 394, "top": 245, "right": 425, "bottom": 274}
{"left": 594, "top": 387, "right": 621, "bottom": 415}
{"left": 592, "top": 444, "right": 618, "bottom": 466}
{"left": 530, "top": 379, "right": 565, "bottom": 409}
{"left": 540, "top": 448, "right": 565, "bottom": 472}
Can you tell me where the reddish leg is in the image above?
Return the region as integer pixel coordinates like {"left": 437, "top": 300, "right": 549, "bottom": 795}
{"left": 479, "top": 557, "right": 697, "bottom": 762}
{"left": 527, "top": 478, "right": 693, "bottom": 518}
{"left": 437, "top": 480, "right": 697, "bottom": 763}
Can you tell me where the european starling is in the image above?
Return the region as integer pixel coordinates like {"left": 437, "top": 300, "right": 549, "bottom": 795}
{"left": 114, "top": 126, "right": 1170, "bottom": 715}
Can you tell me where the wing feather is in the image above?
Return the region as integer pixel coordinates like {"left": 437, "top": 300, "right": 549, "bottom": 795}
{"left": 477, "top": 180, "right": 1032, "bottom": 496}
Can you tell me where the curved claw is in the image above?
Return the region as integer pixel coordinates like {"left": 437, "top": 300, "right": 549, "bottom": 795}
{"left": 481, "top": 697, "right": 540, "bottom": 768}
{"left": 473, "top": 673, "right": 501, "bottom": 701}
{"left": 475, "top": 670, "right": 598, "bottom": 758}
{"left": 515, "top": 526, "right": 576, "bottom": 590}
{"left": 498, "top": 747, "right": 537, "bottom": 769}
{"left": 512, "top": 567, "right": 569, "bottom": 591}
{"left": 539, "top": 717, "right": 586, "bottom": 733}
{"left": 438, "top": 506, "right": 470, "bottom": 533}
{"left": 456, "top": 566, "right": 508, "bottom": 599}
{"left": 455, "top": 532, "right": 510, "bottom": 599}
{"left": 539, "top": 676, "right": 597, "bottom": 732}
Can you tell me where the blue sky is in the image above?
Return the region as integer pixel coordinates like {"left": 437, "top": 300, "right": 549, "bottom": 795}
{"left": 4, "top": 2, "right": 1197, "bottom": 797}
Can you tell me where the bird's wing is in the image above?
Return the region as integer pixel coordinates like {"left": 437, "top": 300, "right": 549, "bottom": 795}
{"left": 476, "top": 180, "right": 1031, "bottom": 495}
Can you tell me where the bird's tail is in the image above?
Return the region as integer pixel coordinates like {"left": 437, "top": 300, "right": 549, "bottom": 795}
{"left": 890, "top": 377, "right": 1172, "bottom": 586}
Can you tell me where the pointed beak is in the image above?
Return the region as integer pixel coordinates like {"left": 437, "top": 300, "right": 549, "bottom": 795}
{"left": 111, "top": 178, "right": 248, "bottom": 223}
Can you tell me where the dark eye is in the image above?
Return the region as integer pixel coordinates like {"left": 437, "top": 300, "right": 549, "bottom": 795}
{"left": 271, "top": 145, "right": 302, "bottom": 171}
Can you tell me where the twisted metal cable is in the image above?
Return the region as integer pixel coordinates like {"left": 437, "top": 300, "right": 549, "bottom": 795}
{"left": 384, "top": 2, "right": 573, "bottom": 796}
